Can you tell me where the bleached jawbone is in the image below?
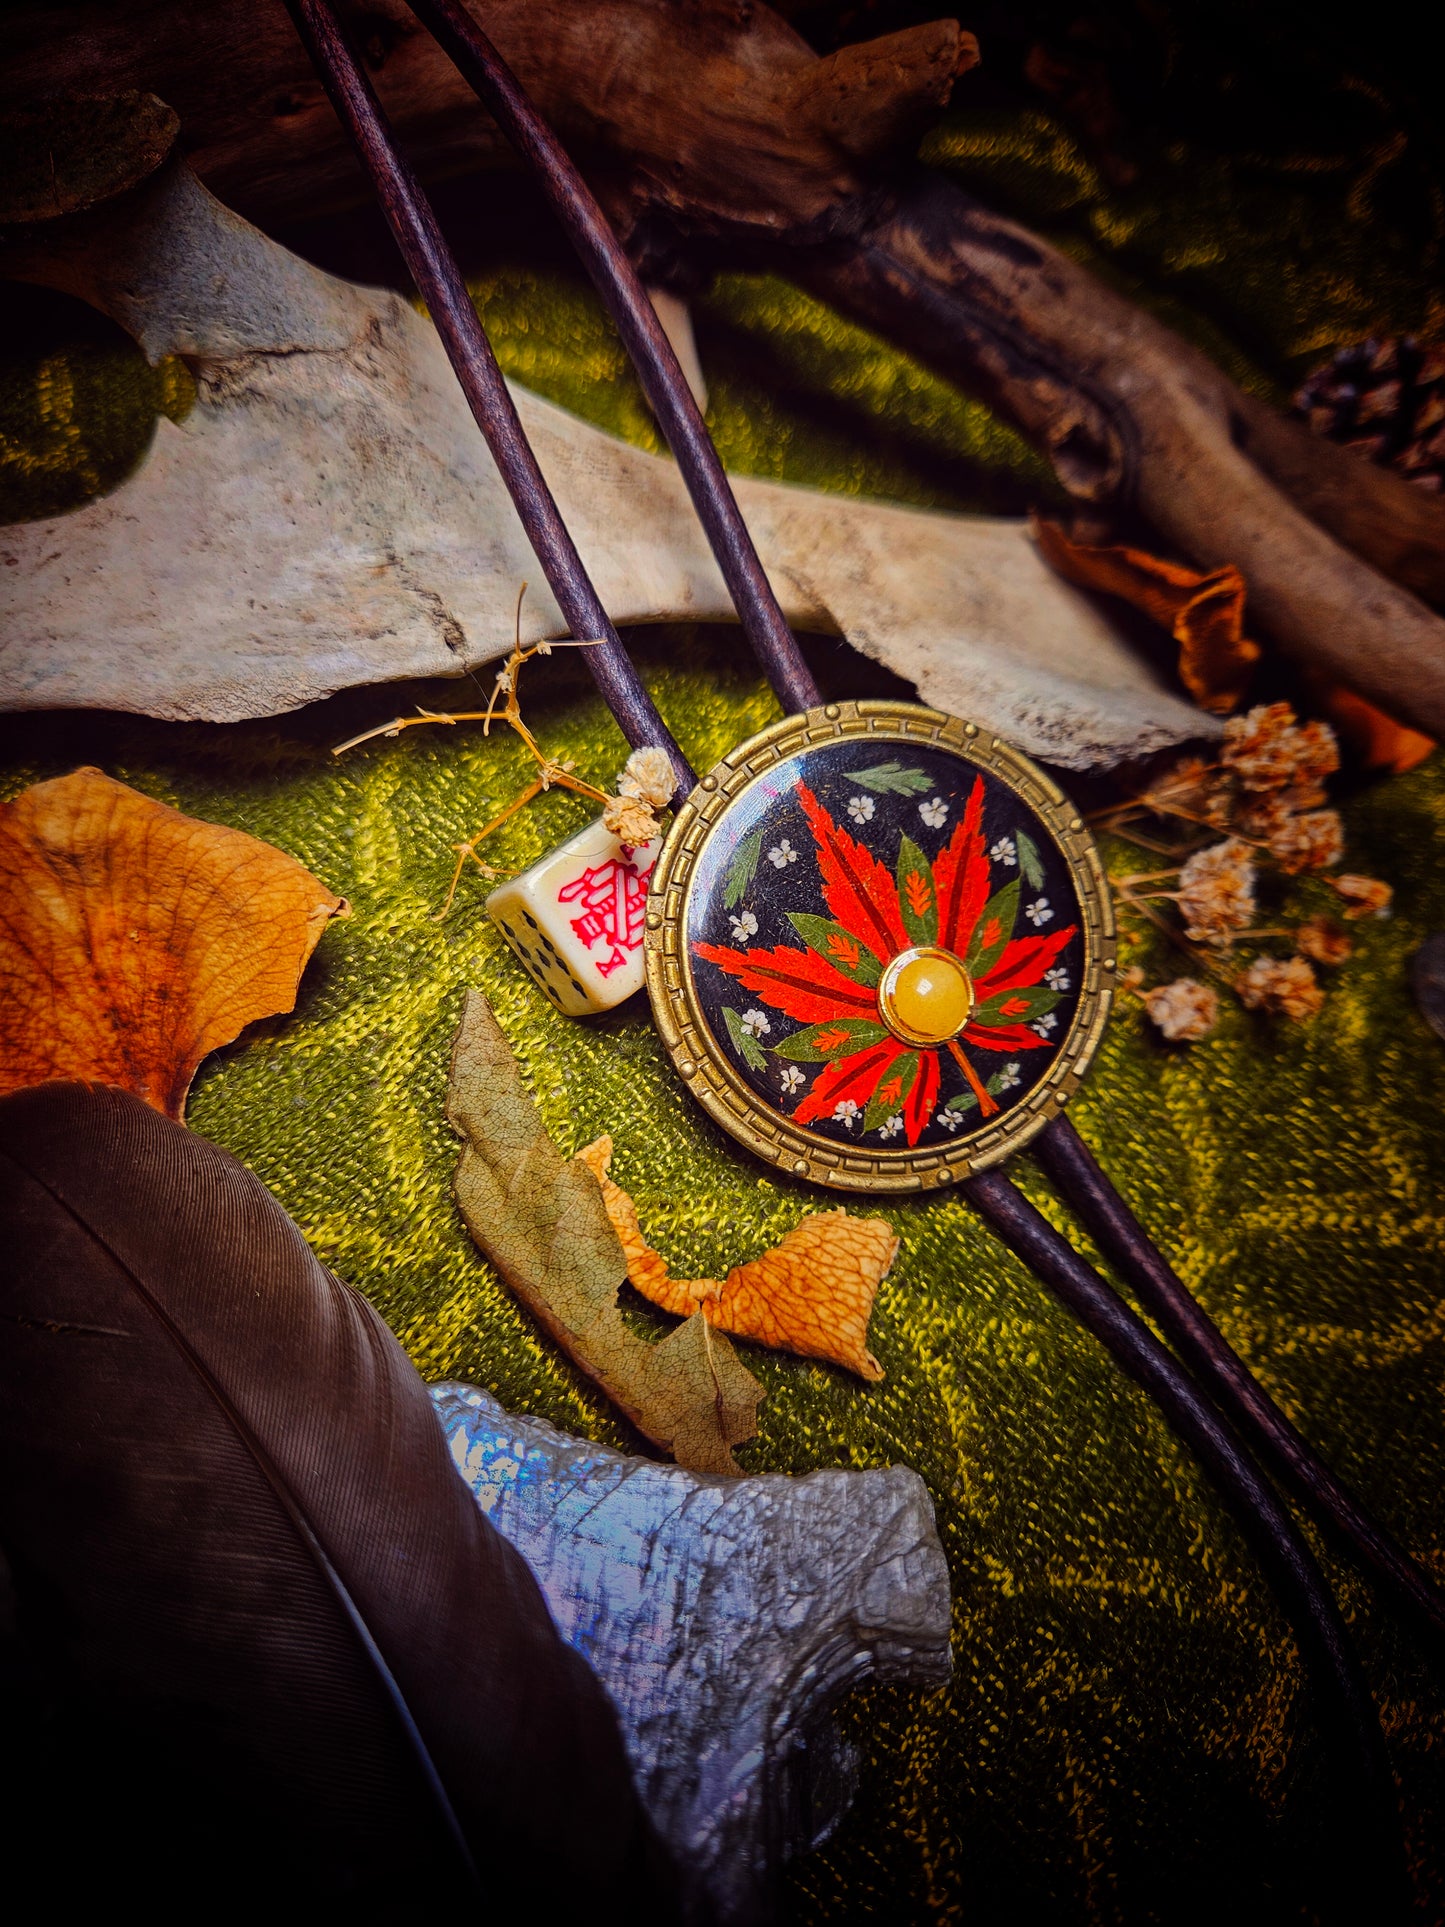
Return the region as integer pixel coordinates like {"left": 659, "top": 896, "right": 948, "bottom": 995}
{"left": 0, "top": 162, "right": 1214, "bottom": 769}
{"left": 432, "top": 1382, "right": 952, "bottom": 1925}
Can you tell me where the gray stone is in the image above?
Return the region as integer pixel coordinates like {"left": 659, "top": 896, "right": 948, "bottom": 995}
{"left": 431, "top": 1382, "right": 952, "bottom": 1923}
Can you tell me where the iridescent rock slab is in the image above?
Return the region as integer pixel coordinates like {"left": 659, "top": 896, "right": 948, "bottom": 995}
{"left": 431, "top": 1384, "right": 952, "bottom": 1923}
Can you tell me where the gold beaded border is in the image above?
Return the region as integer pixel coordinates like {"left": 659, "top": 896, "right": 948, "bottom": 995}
{"left": 645, "top": 701, "right": 1116, "bottom": 1194}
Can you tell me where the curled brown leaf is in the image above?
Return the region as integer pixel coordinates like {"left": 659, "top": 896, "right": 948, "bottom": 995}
{"left": 1034, "top": 518, "right": 1261, "bottom": 712}
{"left": 578, "top": 1136, "right": 896, "bottom": 1382}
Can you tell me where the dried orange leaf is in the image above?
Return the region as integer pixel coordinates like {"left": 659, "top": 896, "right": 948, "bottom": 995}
{"left": 578, "top": 1136, "right": 897, "bottom": 1381}
{"left": 1035, "top": 518, "right": 1261, "bottom": 713}
{"left": 0, "top": 767, "right": 345, "bottom": 1120}
{"left": 1306, "top": 677, "right": 1436, "bottom": 774}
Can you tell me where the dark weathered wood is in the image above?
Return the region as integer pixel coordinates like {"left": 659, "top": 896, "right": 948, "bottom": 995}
{"left": 281, "top": 0, "right": 691, "bottom": 784}
{"left": 963, "top": 1163, "right": 1404, "bottom": 1916}
{"left": 404, "top": 0, "right": 820, "bottom": 716}
{"left": 785, "top": 175, "right": 1445, "bottom": 736}
{"left": 1036, "top": 1113, "right": 1445, "bottom": 1641}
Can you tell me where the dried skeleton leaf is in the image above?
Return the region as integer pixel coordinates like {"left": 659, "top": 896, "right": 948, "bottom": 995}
{"left": 0, "top": 768, "right": 345, "bottom": 1120}
{"left": 446, "top": 991, "right": 763, "bottom": 1474}
{"left": 578, "top": 1137, "right": 896, "bottom": 1381}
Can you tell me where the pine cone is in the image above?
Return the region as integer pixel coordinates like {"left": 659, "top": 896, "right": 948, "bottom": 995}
{"left": 1293, "top": 335, "right": 1445, "bottom": 493}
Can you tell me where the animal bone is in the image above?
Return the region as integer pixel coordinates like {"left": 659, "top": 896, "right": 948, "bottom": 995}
{"left": 0, "top": 159, "right": 1209, "bottom": 770}
{"left": 6, "top": 1, "right": 1444, "bottom": 734}
{"left": 431, "top": 1380, "right": 953, "bottom": 1925}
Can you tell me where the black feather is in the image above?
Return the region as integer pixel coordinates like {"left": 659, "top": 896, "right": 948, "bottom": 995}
{"left": 0, "top": 1082, "right": 680, "bottom": 1920}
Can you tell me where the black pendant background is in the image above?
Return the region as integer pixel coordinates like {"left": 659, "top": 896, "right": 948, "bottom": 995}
{"left": 684, "top": 738, "right": 1085, "bottom": 1155}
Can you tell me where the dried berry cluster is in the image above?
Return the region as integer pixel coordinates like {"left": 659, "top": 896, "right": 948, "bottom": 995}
{"left": 1099, "top": 704, "right": 1392, "bottom": 1045}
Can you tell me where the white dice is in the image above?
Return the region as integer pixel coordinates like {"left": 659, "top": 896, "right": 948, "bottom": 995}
{"left": 486, "top": 816, "right": 662, "bottom": 1016}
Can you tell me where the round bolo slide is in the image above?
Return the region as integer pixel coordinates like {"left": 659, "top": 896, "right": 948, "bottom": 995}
{"left": 646, "top": 701, "right": 1117, "bottom": 1193}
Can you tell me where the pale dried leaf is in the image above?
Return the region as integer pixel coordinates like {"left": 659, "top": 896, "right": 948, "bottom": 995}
{"left": 446, "top": 993, "right": 762, "bottom": 1474}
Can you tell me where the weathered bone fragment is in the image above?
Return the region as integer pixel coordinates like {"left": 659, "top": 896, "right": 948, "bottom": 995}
{"left": 0, "top": 161, "right": 1209, "bottom": 770}
{"left": 432, "top": 1380, "right": 952, "bottom": 1925}
{"left": 6, "top": 1, "right": 1444, "bottom": 733}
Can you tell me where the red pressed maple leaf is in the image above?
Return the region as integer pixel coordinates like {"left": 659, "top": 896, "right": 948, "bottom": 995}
{"left": 697, "top": 780, "right": 1077, "bottom": 1142}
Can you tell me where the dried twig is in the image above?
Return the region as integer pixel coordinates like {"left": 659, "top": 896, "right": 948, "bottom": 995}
{"left": 333, "top": 588, "right": 611, "bottom": 916}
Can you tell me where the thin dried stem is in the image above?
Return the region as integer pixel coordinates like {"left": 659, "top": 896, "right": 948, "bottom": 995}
{"left": 332, "top": 587, "right": 619, "bottom": 917}
{"left": 332, "top": 706, "right": 493, "bottom": 756}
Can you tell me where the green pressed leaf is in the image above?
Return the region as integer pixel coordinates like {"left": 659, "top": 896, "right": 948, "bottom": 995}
{"left": 863, "top": 1051, "right": 920, "bottom": 1133}
{"left": 973, "top": 984, "right": 1060, "bottom": 1027}
{"left": 723, "top": 1005, "right": 769, "bottom": 1072}
{"left": 447, "top": 991, "right": 762, "bottom": 1475}
{"left": 1016, "top": 829, "right": 1046, "bottom": 891}
{"left": 895, "top": 835, "right": 938, "bottom": 946}
{"left": 773, "top": 1017, "right": 890, "bottom": 1061}
{"left": 723, "top": 827, "right": 763, "bottom": 909}
{"left": 848, "top": 762, "right": 933, "bottom": 796}
{"left": 967, "top": 879, "right": 1020, "bottom": 978}
{"left": 787, "top": 911, "right": 882, "bottom": 986}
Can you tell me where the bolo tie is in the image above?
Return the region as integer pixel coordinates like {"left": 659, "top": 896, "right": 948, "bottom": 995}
{"left": 285, "top": 0, "right": 1439, "bottom": 1899}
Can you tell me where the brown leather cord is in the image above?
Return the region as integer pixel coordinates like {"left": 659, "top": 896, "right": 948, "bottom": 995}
{"left": 964, "top": 1164, "right": 1405, "bottom": 1919}
{"left": 282, "top": 0, "right": 694, "bottom": 793}
{"left": 281, "top": 8, "right": 1408, "bottom": 1906}
{"left": 402, "top": 0, "right": 823, "bottom": 720}
{"left": 1037, "top": 1111, "right": 1445, "bottom": 1639}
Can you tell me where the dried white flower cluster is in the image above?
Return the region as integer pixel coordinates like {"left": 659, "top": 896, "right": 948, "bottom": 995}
{"left": 1235, "top": 954, "right": 1326, "bottom": 1021}
{"left": 1103, "top": 703, "right": 1395, "bottom": 1047}
{"left": 1142, "top": 978, "right": 1219, "bottom": 1043}
{"left": 602, "top": 745, "right": 676, "bottom": 847}
{"left": 1177, "top": 839, "right": 1256, "bottom": 945}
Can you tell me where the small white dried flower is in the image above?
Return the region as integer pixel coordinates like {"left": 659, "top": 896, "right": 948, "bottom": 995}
{"left": 991, "top": 837, "right": 1017, "bottom": 866}
{"left": 740, "top": 1008, "right": 771, "bottom": 1038}
{"left": 1332, "top": 874, "right": 1393, "bottom": 919}
{"left": 847, "top": 794, "right": 876, "bottom": 824}
{"left": 1178, "top": 840, "right": 1255, "bottom": 945}
{"left": 768, "top": 838, "right": 798, "bottom": 869}
{"left": 1295, "top": 916, "right": 1352, "bottom": 967}
{"left": 832, "top": 1098, "right": 860, "bottom": 1125}
{"left": 1267, "top": 808, "right": 1344, "bottom": 876}
{"left": 779, "top": 1064, "right": 806, "bottom": 1094}
{"left": 1142, "top": 978, "right": 1218, "bottom": 1043}
{"left": 1024, "top": 896, "right": 1053, "bottom": 926}
{"left": 1236, "top": 955, "right": 1325, "bottom": 1021}
{"left": 919, "top": 797, "right": 949, "bottom": 828}
{"left": 729, "top": 909, "right": 759, "bottom": 941}
{"left": 1221, "top": 704, "right": 1339, "bottom": 793}
{"left": 602, "top": 792, "right": 660, "bottom": 847}
{"left": 617, "top": 745, "right": 676, "bottom": 810}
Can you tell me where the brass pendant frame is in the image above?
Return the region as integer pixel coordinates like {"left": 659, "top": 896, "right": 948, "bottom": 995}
{"left": 644, "top": 701, "right": 1118, "bottom": 1193}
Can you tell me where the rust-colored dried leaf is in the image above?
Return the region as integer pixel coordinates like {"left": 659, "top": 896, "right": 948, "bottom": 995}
{"left": 578, "top": 1136, "right": 896, "bottom": 1381}
{"left": 0, "top": 768, "right": 345, "bottom": 1120}
{"left": 1307, "top": 677, "right": 1436, "bottom": 774}
{"left": 1035, "top": 518, "right": 1261, "bottom": 713}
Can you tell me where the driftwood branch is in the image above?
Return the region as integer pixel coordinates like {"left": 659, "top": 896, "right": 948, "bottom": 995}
{"left": 786, "top": 179, "right": 1445, "bottom": 736}
{"left": 5, "top": 0, "right": 1445, "bottom": 734}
